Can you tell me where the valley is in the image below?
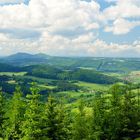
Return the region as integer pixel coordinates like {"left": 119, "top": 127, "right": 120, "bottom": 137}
{"left": 0, "top": 53, "right": 140, "bottom": 139}
{"left": 0, "top": 53, "right": 140, "bottom": 103}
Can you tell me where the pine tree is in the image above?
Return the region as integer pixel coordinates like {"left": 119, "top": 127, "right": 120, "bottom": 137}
{"left": 43, "top": 96, "right": 69, "bottom": 140}
{"left": 0, "top": 88, "right": 6, "bottom": 139}
{"left": 72, "top": 100, "right": 89, "bottom": 140}
{"left": 106, "top": 84, "right": 123, "bottom": 140}
{"left": 121, "top": 85, "right": 140, "bottom": 139}
{"left": 90, "top": 95, "right": 107, "bottom": 140}
{"left": 136, "top": 84, "right": 140, "bottom": 138}
{"left": 21, "top": 83, "right": 43, "bottom": 140}
{"left": 4, "top": 86, "right": 25, "bottom": 139}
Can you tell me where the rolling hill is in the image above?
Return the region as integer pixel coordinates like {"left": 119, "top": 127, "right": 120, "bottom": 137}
{"left": 1, "top": 53, "right": 140, "bottom": 73}
{"left": 0, "top": 63, "right": 21, "bottom": 72}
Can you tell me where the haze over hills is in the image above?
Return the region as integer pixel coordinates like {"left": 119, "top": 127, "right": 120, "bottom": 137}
{"left": 3, "top": 52, "right": 50, "bottom": 60}
{"left": 1, "top": 52, "right": 140, "bottom": 73}
{"left": 0, "top": 53, "right": 51, "bottom": 66}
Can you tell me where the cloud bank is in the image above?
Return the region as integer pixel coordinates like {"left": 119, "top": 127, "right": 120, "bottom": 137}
{"left": 0, "top": 0, "right": 139, "bottom": 57}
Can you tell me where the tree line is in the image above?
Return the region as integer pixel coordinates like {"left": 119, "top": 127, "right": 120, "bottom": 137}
{"left": 27, "top": 66, "right": 120, "bottom": 84}
{"left": 0, "top": 83, "right": 140, "bottom": 140}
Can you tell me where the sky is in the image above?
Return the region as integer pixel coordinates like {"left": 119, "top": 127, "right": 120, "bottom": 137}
{"left": 0, "top": 0, "right": 140, "bottom": 57}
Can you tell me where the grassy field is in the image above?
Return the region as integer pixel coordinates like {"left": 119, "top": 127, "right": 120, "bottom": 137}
{"left": 38, "top": 84, "right": 56, "bottom": 90}
{"left": 105, "top": 72, "right": 124, "bottom": 78}
{"left": 128, "top": 71, "right": 140, "bottom": 83}
{"left": 76, "top": 81, "right": 110, "bottom": 91}
{"left": 105, "top": 70, "right": 140, "bottom": 83}
{"left": 0, "top": 72, "right": 27, "bottom": 76}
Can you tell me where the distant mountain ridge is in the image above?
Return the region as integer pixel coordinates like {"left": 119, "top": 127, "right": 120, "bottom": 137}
{"left": 5, "top": 52, "right": 50, "bottom": 60}
{"left": 1, "top": 53, "right": 140, "bottom": 73}
{"left": 0, "top": 53, "right": 51, "bottom": 66}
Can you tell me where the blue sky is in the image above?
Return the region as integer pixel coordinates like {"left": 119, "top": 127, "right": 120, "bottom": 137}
{"left": 0, "top": 0, "right": 29, "bottom": 5}
{"left": 0, "top": 0, "right": 139, "bottom": 57}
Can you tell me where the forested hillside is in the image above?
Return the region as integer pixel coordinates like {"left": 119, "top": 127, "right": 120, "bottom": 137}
{"left": 0, "top": 63, "right": 21, "bottom": 72}
{"left": 26, "top": 65, "right": 120, "bottom": 84}
{"left": 1, "top": 53, "right": 140, "bottom": 73}
{"left": 0, "top": 54, "right": 140, "bottom": 140}
{"left": 0, "top": 83, "right": 140, "bottom": 140}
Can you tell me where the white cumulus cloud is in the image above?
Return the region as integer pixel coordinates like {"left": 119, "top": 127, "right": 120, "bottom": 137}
{"left": 104, "top": 18, "right": 140, "bottom": 34}
{"left": 0, "top": 0, "right": 139, "bottom": 56}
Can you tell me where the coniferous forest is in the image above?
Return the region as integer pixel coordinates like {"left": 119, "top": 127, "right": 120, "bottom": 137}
{"left": 0, "top": 82, "right": 140, "bottom": 140}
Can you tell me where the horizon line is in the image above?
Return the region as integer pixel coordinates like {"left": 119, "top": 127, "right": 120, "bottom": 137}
{"left": 0, "top": 52, "right": 140, "bottom": 59}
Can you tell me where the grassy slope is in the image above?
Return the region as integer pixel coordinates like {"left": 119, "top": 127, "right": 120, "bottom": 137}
{"left": 0, "top": 72, "right": 27, "bottom": 76}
